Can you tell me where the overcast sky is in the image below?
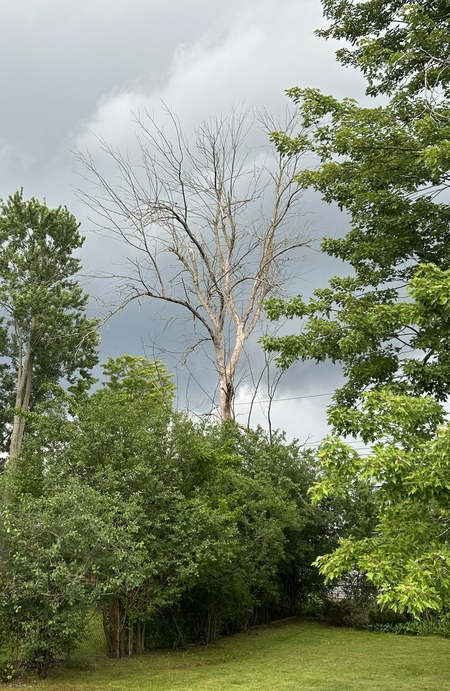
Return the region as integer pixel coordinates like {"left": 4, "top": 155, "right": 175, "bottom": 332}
{"left": 0, "top": 0, "right": 368, "bottom": 445}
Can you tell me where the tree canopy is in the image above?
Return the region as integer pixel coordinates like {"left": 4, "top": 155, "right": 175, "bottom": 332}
{"left": 0, "top": 190, "right": 99, "bottom": 465}
{"left": 1, "top": 355, "right": 346, "bottom": 674}
{"left": 263, "top": 0, "right": 450, "bottom": 617}
{"left": 264, "top": 0, "right": 450, "bottom": 408}
{"left": 318, "top": 0, "right": 450, "bottom": 99}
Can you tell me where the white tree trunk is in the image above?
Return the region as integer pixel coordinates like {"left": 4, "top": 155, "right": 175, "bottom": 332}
{"left": 78, "top": 108, "right": 312, "bottom": 420}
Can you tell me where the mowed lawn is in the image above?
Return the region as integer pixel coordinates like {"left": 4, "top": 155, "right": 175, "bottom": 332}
{"left": 12, "top": 620, "right": 450, "bottom": 691}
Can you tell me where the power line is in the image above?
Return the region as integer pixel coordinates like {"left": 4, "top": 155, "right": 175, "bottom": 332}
{"left": 233, "top": 391, "right": 334, "bottom": 406}
{"left": 303, "top": 439, "right": 373, "bottom": 451}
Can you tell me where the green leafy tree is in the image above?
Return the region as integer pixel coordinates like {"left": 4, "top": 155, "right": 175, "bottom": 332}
{"left": 318, "top": 0, "right": 450, "bottom": 99}
{"left": 0, "top": 479, "right": 102, "bottom": 677}
{"left": 4, "top": 355, "right": 341, "bottom": 667}
{"left": 1, "top": 357, "right": 205, "bottom": 664}
{"left": 263, "top": 1, "right": 450, "bottom": 408}
{"left": 151, "top": 422, "right": 352, "bottom": 645}
{"left": 17, "top": 356, "right": 245, "bottom": 659}
{"left": 36, "top": 357, "right": 205, "bottom": 658}
{"left": 0, "top": 190, "right": 99, "bottom": 466}
{"left": 178, "top": 424, "right": 305, "bottom": 638}
{"left": 262, "top": 0, "right": 450, "bottom": 616}
{"left": 69, "top": 372, "right": 326, "bottom": 652}
{"left": 271, "top": 266, "right": 450, "bottom": 620}
{"left": 310, "top": 384, "right": 450, "bottom": 618}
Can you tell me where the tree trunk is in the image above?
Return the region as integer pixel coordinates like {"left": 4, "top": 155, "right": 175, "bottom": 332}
{"left": 9, "top": 321, "right": 36, "bottom": 467}
{"left": 102, "top": 598, "right": 127, "bottom": 658}
{"left": 128, "top": 621, "right": 133, "bottom": 657}
{"left": 219, "top": 372, "right": 234, "bottom": 420}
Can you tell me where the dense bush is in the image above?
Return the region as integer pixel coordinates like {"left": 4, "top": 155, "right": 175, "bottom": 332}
{"left": 366, "top": 604, "right": 409, "bottom": 628}
{"left": 0, "top": 357, "right": 353, "bottom": 674}
{"left": 0, "top": 660, "right": 15, "bottom": 683}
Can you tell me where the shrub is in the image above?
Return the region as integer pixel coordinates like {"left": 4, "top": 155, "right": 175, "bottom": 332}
{"left": 366, "top": 604, "right": 409, "bottom": 627}
{"left": 323, "top": 599, "right": 367, "bottom": 628}
{"left": 0, "top": 660, "right": 15, "bottom": 683}
{"left": 369, "top": 617, "right": 450, "bottom": 637}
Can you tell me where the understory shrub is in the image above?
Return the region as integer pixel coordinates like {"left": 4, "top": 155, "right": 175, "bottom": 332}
{"left": 366, "top": 604, "right": 409, "bottom": 628}
{"left": 0, "top": 660, "right": 15, "bottom": 683}
{"left": 368, "top": 617, "right": 450, "bottom": 637}
{"left": 324, "top": 599, "right": 410, "bottom": 629}
{"left": 323, "top": 599, "right": 368, "bottom": 628}
{"left": 323, "top": 598, "right": 450, "bottom": 637}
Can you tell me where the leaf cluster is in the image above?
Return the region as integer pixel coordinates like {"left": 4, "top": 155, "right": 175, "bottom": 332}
{"left": 311, "top": 391, "right": 450, "bottom": 618}
{"left": 0, "top": 191, "right": 99, "bottom": 454}
{"left": 318, "top": 0, "right": 450, "bottom": 99}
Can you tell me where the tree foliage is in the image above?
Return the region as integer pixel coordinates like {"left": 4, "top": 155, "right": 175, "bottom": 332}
{"left": 0, "top": 190, "right": 99, "bottom": 465}
{"left": 264, "top": 2, "right": 450, "bottom": 408}
{"left": 311, "top": 387, "right": 450, "bottom": 619}
{"left": 262, "top": 0, "right": 450, "bottom": 617}
{"left": 0, "top": 355, "right": 342, "bottom": 673}
{"left": 0, "top": 483, "right": 102, "bottom": 677}
{"left": 318, "top": 0, "right": 450, "bottom": 99}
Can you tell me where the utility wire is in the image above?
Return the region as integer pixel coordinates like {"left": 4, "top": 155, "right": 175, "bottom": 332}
{"left": 233, "top": 391, "right": 334, "bottom": 406}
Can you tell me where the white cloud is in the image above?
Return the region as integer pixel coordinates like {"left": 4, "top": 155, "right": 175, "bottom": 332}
{"left": 233, "top": 371, "right": 338, "bottom": 444}
{"left": 71, "top": 0, "right": 365, "bottom": 155}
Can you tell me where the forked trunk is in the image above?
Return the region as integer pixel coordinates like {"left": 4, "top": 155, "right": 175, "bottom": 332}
{"left": 9, "top": 324, "right": 36, "bottom": 468}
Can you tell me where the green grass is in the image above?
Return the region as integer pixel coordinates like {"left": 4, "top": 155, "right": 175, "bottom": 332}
{"left": 11, "top": 620, "right": 450, "bottom": 690}
{"left": 72, "top": 613, "right": 108, "bottom": 658}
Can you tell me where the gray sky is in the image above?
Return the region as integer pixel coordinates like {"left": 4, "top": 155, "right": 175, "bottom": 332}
{"left": 1, "top": 0, "right": 367, "bottom": 445}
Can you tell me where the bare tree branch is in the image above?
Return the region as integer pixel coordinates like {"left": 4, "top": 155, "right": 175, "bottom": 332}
{"left": 76, "top": 107, "right": 313, "bottom": 419}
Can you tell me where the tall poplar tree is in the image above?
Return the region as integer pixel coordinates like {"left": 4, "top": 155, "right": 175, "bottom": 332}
{"left": 0, "top": 190, "right": 99, "bottom": 466}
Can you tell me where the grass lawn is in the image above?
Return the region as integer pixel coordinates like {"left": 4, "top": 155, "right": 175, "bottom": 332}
{"left": 10, "top": 619, "right": 450, "bottom": 690}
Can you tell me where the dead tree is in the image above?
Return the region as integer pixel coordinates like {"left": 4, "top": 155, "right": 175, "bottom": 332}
{"left": 77, "top": 107, "right": 312, "bottom": 419}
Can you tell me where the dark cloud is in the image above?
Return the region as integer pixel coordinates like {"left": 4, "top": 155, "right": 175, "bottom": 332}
{"left": 0, "top": 0, "right": 363, "bottom": 440}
